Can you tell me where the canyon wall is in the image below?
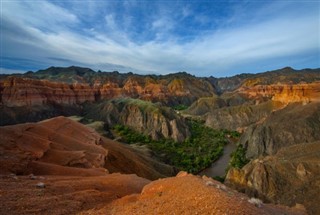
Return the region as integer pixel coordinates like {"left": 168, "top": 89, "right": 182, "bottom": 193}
{"left": 0, "top": 77, "right": 96, "bottom": 107}
{"left": 237, "top": 82, "right": 320, "bottom": 104}
{"left": 0, "top": 74, "right": 216, "bottom": 108}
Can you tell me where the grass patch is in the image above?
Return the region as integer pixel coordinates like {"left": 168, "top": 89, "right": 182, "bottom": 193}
{"left": 173, "top": 104, "right": 189, "bottom": 111}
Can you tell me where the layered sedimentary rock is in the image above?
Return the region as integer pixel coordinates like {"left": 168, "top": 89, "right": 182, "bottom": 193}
{"left": 185, "top": 81, "right": 320, "bottom": 131}
{"left": 0, "top": 71, "right": 216, "bottom": 108}
{"left": 207, "top": 67, "right": 320, "bottom": 94}
{"left": 0, "top": 77, "right": 95, "bottom": 107}
{"left": 237, "top": 82, "right": 320, "bottom": 104}
{"left": 225, "top": 142, "right": 320, "bottom": 215}
{"left": 84, "top": 98, "right": 190, "bottom": 142}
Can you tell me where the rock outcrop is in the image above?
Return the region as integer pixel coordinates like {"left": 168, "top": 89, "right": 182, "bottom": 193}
{"left": 225, "top": 142, "right": 320, "bottom": 215}
{"left": 84, "top": 98, "right": 190, "bottom": 142}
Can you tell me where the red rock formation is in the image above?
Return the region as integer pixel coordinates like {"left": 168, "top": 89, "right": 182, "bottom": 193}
{"left": 238, "top": 82, "right": 320, "bottom": 104}
{"left": 0, "top": 77, "right": 96, "bottom": 107}
{"left": 0, "top": 75, "right": 216, "bottom": 108}
{"left": 0, "top": 116, "right": 107, "bottom": 175}
{"left": 0, "top": 116, "right": 175, "bottom": 179}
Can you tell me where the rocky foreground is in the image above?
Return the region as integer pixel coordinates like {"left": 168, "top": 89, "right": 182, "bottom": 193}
{"left": 0, "top": 116, "right": 307, "bottom": 215}
{"left": 0, "top": 173, "right": 306, "bottom": 215}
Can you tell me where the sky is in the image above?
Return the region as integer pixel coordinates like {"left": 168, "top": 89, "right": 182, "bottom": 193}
{"left": 1, "top": 0, "right": 319, "bottom": 77}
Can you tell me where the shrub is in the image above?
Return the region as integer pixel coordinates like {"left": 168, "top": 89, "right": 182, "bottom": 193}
{"left": 173, "top": 104, "right": 189, "bottom": 111}
{"left": 228, "top": 144, "right": 249, "bottom": 169}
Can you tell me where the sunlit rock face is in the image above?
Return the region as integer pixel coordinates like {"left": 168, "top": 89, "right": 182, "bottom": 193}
{"left": 0, "top": 72, "right": 217, "bottom": 107}
{"left": 237, "top": 82, "right": 320, "bottom": 104}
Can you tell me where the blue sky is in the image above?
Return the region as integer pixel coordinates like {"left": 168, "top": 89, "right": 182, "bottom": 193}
{"left": 1, "top": 0, "right": 319, "bottom": 77}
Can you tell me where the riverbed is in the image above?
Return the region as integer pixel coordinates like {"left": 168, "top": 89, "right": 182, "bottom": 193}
{"left": 198, "top": 143, "right": 236, "bottom": 177}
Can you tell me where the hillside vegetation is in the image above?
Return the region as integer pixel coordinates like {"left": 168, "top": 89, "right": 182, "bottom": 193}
{"left": 113, "top": 120, "right": 238, "bottom": 173}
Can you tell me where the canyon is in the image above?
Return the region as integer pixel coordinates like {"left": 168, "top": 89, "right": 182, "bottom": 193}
{"left": 1, "top": 66, "right": 320, "bottom": 214}
{"left": 0, "top": 117, "right": 307, "bottom": 215}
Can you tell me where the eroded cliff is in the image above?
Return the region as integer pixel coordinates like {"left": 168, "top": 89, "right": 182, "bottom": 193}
{"left": 84, "top": 98, "right": 190, "bottom": 142}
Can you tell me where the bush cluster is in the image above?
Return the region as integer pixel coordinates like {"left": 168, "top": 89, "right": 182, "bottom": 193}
{"left": 113, "top": 120, "right": 233, "bottom": 173}
{"left": 228, "top": 144, "right": 249, "bottom": 169}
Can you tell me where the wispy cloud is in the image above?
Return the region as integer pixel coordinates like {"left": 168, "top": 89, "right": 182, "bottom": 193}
{"left": 1, "top": 0, "right": 319, "bottom": 76}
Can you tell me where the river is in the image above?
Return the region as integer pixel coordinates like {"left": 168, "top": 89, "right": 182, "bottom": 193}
{"left": 198, "top": 143, "right": 237, "bottom": 177}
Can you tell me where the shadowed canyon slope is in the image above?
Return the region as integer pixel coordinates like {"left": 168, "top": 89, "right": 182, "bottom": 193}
{"left": 240, "top": 102, "right": 320, "bottom": 158}
{"left": 225, "top": 142, "right": 320, "bottom": 215}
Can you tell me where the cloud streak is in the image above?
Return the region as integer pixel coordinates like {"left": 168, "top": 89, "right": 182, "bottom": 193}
{"left": 1, "top": 0, "right": 319, "bottom": 76}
